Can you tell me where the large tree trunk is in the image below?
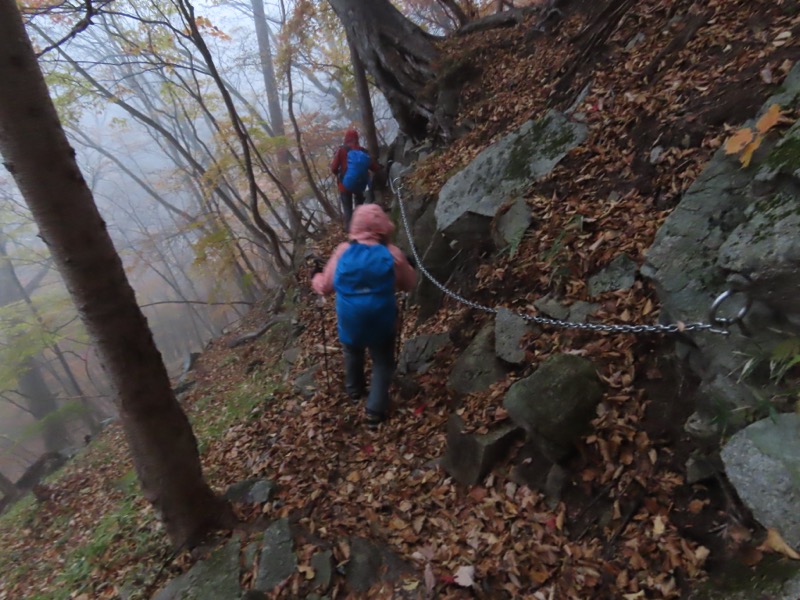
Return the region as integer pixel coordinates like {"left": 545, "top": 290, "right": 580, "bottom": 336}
{"left": 328, "top": 0, "right": 441, "bottom": 140}
{"left": 0, "top": 0, "right": 233, "bottom": 548}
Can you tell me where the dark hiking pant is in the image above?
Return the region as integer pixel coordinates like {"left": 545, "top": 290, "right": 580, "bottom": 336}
{"left": 340, "top": 190, "right": 365, "bottom": 231}
{"left": 342, "top": 338, "right": 394, "bottom": 417}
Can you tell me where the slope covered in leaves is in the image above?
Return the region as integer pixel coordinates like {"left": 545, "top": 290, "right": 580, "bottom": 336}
{"left": 2, "top": 1, "right": 800, "bottom": 598}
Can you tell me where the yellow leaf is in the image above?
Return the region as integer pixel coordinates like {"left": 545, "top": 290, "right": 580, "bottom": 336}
{"left": 756, "top": 104, "right": 782, "bottom": 134}
{"left": 740, "top": 136, "right": 763, "bottom": 167}
{"left": 298, "top": 565, "right": 315, "bottom": 580}
{"left": 760, "top": 528, "right": 800, "bottom": 559}
{"left": 724, "top": 128, "right": 754, "bottom": 155}
{"left": 623, "top": 591, "right": 645, "bottom": 599}
{"left": 653, "top": 515, "right": 666, "bottom": 537}
{"left": 402, "top": 579, "right": 420, "bottom": 591}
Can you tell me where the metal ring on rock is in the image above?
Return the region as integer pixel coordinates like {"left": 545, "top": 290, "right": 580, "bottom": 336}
{"left": 709, "top": 289, "right": 752, "bottom": 327}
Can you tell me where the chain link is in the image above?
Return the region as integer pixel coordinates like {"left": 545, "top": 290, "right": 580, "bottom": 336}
{"left": 390, "top": 176, "right": 730, "bottom": 336}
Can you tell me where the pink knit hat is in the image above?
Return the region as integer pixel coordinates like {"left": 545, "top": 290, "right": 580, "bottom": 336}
{"left": 349, "top": 204, "right": 394, "bottom": 241}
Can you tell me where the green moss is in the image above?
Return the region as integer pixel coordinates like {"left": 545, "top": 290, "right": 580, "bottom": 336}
{"left": 505, "top": 115, "right": 577, "bottom": 180}
{"left": 766, "top": 131, "right": 800, "bottom": 173}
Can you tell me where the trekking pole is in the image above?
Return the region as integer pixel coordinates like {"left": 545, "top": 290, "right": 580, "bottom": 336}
{"left": 395, "top": 292, "right": 406, "bottom": 363}
{"left": 316, "top": 295, "right": 332, "bottom": 395}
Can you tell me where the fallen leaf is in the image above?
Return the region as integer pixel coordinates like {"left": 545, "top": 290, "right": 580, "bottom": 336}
{"left": 653, "top": 515, "right": 666, "bottom": 537}
{"left": 739, "top": 136, "right": 762, "bottom": 167}
{"left": 687, "top": 499, "right": 705, "bottom": 514}
{"left": 623, "top": 591, "right": 645, "bottom": 599}
{"left": 694, "top": 546, "right": 710, "bottom": 562}
{"left": 759, "top": 528, "right": 800, "bottom": 559}
{"left": 424, "top": 563, "right": 436, "bottom": 592}
{"left": 402, "top": 579, "right": 420, "bottom": 591}
{"left": 724, "top": 128, "right": 754, "bottom": 154}
{"left": 298, "top": 565, "right": 315, "bottom": 580}
{"left": 454, "top": 565, "right": 475, "bottom": 587}
{"left": 756, "top": 104, "right": 781, "bottom": 134}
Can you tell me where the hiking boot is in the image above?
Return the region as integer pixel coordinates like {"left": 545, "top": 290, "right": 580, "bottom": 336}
{"left": 365, "top": 410, "right": 386, "bottom": 429}
{"left": 348, "top": 389, "right": 365, "bottom": 403}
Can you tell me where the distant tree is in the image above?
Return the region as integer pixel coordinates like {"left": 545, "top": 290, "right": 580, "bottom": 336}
{"left": 0, "top": 0, "right": 233, "bottom": 548}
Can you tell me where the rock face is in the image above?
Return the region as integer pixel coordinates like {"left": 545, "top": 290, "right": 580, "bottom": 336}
{"left": 503, "top": 354, "right": 603, "bottom": 460}
{"left": 153, "top": 538, "right": 241, "bottom": 600}
{"left": 494, "top": 308, "right": 532, "bottom": 365}
{"left": 721, "top": 414, "right": 800, "bottom": 549}
{"left": 588, "top": 254, "right": 638, "bottom": 297}
{"left": 398, "top": 333, "right": 450, "bottom": 375}
{"left": 442, "top": 414, "right": 522, "bottom": 485}
{"left": 435, "top": 110, "right": 587, "bottom": 238}
{"left": 448, "top": 322, "right": 507, "bottom": 394}
{"left": 643, "top": 63, "right": 800, "bottom": 437}
{"left": 255, "top": 518, "right": 297, "bottom": 592}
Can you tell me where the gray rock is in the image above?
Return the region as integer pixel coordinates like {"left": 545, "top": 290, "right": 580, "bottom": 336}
{"left": 721, "top": 413, "right": 800, "bottom": 549}
{"left": 492, "top": 197, "right": 532, "bottom": 253}
{"left": 282, "top": 347, "right": 301, "bottom": 366}
{"left": 689, "top": 556, "right": 800, "bottom": 599}
{"left": 435, "top": 111, "right": 587, "bottom": 236}
{"left": 346, "top": 537, "right": 412, "bottom": 594}
{"left": 224, "top": 479, "right": 276, "bottom": 505}
{"left": 643, "top": 62, "right": 800, "bottom": 435}
{"left": 310, "top": 550, "right": 333, "bottom": 592}
{"left": 448, "top": 322, "right": 508, "bottom": 394}
{"left": 544, "top": 464, "right": 567, "bottom": 508}
{"left": 495, "top": 308, "right": 531, "bottom": 365}
{"left": 397, "top": 333, "right": 450, "bottom": 375}
{"left": 588, "top": 254, "right": 638, "bottom": 297}
{"left": 503, "top": 354, "right": 603, "bottom": 457}
{"left": 534, "top": 294, "right": 570, "bottom": 320}
{"left": 293, "top": 365, "right": 321, "bottom": 399}
{"left": 154, "top": 538, "right": 241, "bottom": 600}
{"left": 442, "top": 414, "right": 523, "bottom": 485}
{"left": 240, "top": 592, "right": 268, "bottom": 600}
{"left": 255, "top": 518, "right": 297, "bottom": 592}
{"left": 685, "top": 453, "right": 721, "bottom": 485}
{"left": 567, "top": 301, "right": 599, "bottom": 323}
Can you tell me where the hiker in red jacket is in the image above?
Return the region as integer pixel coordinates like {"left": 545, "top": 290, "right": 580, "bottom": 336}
{"left": 330, "top": 129, "right": 380, "bottom": 230}
{"left": 312, "top": 204, "right": 416, "bottom": 427}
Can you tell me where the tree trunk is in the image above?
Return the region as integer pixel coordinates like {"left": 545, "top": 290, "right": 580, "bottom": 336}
{"left": 251, "top": 0, "right": 293, "bottom": 192}
{"left": 18, "top": 360, "right": 72, "bottom": 452}
{"left": 328, "top": 0, "right": 441, "bottom": 140}
{"left": 0, "top": 0, "right": 234, "bottom": 548}
{"left": 346, "top": 32, "right": 379, "bottom": 161}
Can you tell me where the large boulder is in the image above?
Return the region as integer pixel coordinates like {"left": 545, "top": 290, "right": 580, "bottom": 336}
{"left": 503, "top": 354, "right": 603, "bottom": 460}
{"left": 435, "top": 110, "right": 587, "bottom": 240}
{"left": 721, "top": 413, "right": 800, "bottom": 550}
{"left": 448, "top": 322, "right": 508, "bottom": 394}
{"left": 642, "top": 63, "right": 800, "bottom": 438}
{"left": 442, "top": 414, "right": 523, "bottom": 485}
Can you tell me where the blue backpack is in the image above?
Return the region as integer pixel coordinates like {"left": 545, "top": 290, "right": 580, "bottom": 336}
{"left": 341, "top": 148, "right": 371, "bottom": 194}
{"left": 334, "top": 242, "right": 396, "bottom": 347}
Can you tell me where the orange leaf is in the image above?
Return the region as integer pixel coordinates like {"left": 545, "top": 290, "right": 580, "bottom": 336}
{"left": 756, "top": 104, "right": 782, "bottom": 134}
{"left": 740, "top": 136, "right": 762, "bottom": 167}
{"left": 724, "top": 128, "right": 754, "bottom": 154}
{"left": 759, "top": 528, "right": 800, "bottom": 559}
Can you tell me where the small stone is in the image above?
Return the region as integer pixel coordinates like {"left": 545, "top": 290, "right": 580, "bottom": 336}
{"left": 311, "top": 550, "right": 333, "bottom": 591}
{"left": 224, "top": 479, "right": 276, "bottom": 505}
{"left": 448, "top": 323, "right": 507, "bottom": 394}
{"left": 495, "top": 308, "right": 531, "bottom": 365}
{"left": 588, "top": 254, "right": 638, "bottom": 297}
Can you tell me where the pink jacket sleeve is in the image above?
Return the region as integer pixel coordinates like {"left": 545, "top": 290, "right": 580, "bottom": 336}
{"left": 311, "top": 242, "right": 349, "bottom": 296}
{"left": 388, "top": 244, "right": 417, "bottom": 292}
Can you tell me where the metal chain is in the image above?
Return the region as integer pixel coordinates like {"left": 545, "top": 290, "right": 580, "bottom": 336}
{"left": 390, "top": 176, "right": 732, "bottom": 336}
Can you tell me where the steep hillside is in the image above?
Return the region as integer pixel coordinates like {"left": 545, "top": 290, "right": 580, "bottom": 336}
{"left": 2, "top": 1, "right": 800, "bottom": 599}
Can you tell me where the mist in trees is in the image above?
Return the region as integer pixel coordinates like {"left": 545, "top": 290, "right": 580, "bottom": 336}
{"left": 0, "top": 0, "right": 509, "bottom": 543}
